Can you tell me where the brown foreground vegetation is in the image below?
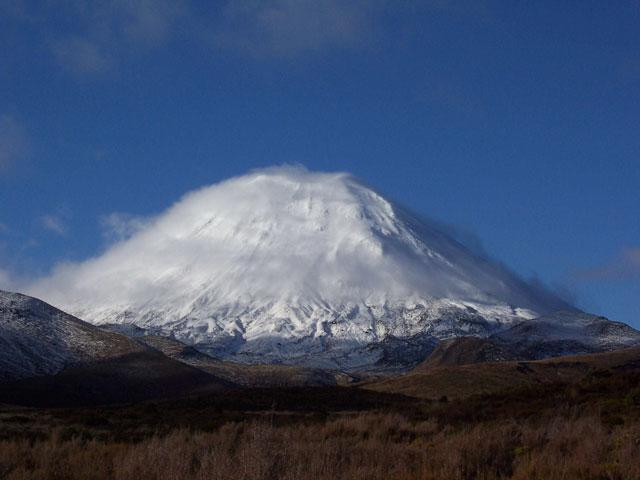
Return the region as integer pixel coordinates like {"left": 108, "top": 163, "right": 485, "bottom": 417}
{"left": 1, "top": 352, "right": 640, "bottom": 480}
{"left": 1, "top": 412, "right": 639, "bottom": 480}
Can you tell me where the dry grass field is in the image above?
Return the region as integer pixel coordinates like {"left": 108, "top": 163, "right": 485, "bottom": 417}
{"left": 363, "top": 346, "right": 640, "bottom": 399}
{"left": 2, "top": 348, "right": 640, "bottom": 480}
{"left": 1, "top": 412, "right": 639, "bottom": 480}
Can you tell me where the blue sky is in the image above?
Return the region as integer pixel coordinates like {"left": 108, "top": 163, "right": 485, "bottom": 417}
{"left": 0, "top": 1, "right": 639, "bottom": 326}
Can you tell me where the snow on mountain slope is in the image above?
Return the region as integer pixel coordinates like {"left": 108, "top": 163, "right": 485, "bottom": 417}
{"left": 0, "top": 289, "right": 146, "bottom": 381}
{"left": 493, "top": 311, "right": 640, "bottom": 359}
{"left": 28, "top": 167, "right": 573, "bottom": 370}
{"left": 417, "top": 312, "right": 640, "bottom": 367}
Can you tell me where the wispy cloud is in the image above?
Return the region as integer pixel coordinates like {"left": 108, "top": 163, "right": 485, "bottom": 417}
{"left": 45, "top": 0, "right": 189, "bottom": 75}
{"left": 574, "top": 247, "right": 640, "bottom": 281}
{"left": 51, "top": 36, "right": 112, "bottom": 75}
{"left": 0, "top": 115, "right": 29, "bottom": 173}
{"left": 213, "top": 0, "right": 382, "bottom": 57}
{"left": 50, "top": 42, "right": 106, "bottom": 76}
{"left": 100, "top": 212, "right": 150, "bottom": 243}
{"left": 40, "top": 213, "right": 69, "bottom": 237}
{"left": 7, "top": 1, "right": 387, "bottom": 76}
{"left": 117, "top": 0, "right": 186, "bottom": 47}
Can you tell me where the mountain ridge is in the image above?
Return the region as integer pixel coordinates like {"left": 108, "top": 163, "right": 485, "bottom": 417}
{"left": 0, "top": 289, "right": 231, "bottom": 406}
{"left": 1, "top": 288, "right": 639, "bottom": 407}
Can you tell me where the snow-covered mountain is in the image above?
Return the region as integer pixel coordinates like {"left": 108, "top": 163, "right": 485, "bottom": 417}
{"left": 27, "top": 167, "right": 596, "bottom": 370}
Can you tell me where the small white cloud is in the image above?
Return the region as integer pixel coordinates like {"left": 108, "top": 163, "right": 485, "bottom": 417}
{"left": 214, "top": 0, "right": 381, "bottom": 57}
{"left": 51, "top": 37, "right": 112, "bottom": 75}
{"left": 0, "top": 114, "right": 29, "bottom": 172}
{"left": 40, "top": 214, "right": 67, "bottom": 236}
{"left": 100, "top": 212, "right": 150, "bottom": 243}
{"left": 118, "top": 0, "right": 187, "bottom": 47}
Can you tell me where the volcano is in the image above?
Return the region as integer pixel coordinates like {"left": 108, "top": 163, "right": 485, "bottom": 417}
{"left": 28, "top": 167, "right": 587, "bottom": 370}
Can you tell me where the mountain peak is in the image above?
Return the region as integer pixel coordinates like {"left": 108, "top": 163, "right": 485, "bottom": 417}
{"left": 28, "top": 168, "right": 570, "bottom": 369}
